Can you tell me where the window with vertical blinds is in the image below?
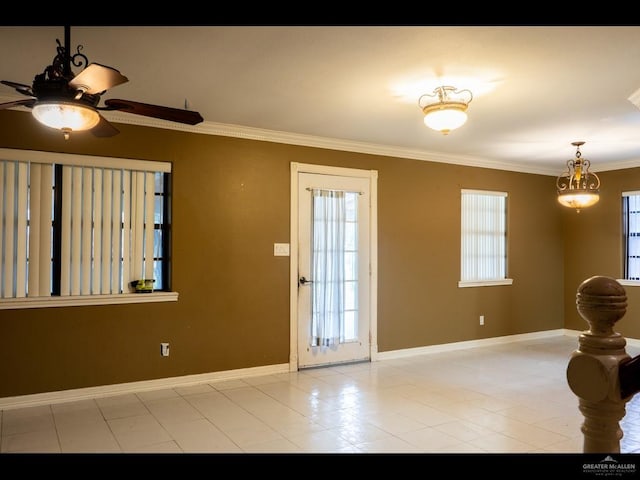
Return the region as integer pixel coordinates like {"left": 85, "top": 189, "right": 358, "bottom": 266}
{"left": 458, "top": 189, "right": 513, "bottom": 287}
{"left": 0, "top": 149, "right": 176, "bottom": 309}
{"left": 623, "top": 191, "right": 640, "bottom": 281}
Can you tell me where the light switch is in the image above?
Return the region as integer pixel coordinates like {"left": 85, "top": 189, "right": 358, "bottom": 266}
{"left": 274, "top": 243, "right": 290, "bottom": 256}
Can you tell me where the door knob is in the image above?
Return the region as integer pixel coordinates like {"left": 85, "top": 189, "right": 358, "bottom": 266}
{"left": 299, "top": 276, "right": 314, "bottom": 285}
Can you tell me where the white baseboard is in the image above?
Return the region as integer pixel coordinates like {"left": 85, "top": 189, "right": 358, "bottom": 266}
{"left": 376, "top": 329, "right": 569, "bottom": 361}
{"left": 2, "top": 329, "right": 638, "bottom": 411}
{"left": 0, "top": 363, "right": 290, "bottom": 411}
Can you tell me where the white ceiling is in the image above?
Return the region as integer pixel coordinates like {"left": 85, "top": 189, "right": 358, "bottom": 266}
{"left": 2, "top": 25, "right": 640, "bottom": 175}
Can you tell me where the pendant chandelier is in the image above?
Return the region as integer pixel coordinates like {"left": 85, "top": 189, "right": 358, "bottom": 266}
{"left": 556, "top": 141, "right": 601, "bottom": 213}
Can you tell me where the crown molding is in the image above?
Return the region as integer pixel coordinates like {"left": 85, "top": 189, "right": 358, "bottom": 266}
{"left": 0, "top": 95, "right": 609, "bottom": 177}
{"left": 102, "top": 110, "right": 561, "bottom": 176}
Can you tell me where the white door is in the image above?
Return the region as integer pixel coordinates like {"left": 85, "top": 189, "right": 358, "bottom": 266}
{"left": 293, "top": 165, "right": 376, "bottom": 369}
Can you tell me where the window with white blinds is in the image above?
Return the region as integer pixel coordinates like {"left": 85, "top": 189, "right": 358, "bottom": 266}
{"left": 623, "top": 191, "right": 640, "bottom": 281}
{"left": 0, "top": 149, "right": 172, "bottom": 304}
{"left": 459, "top": 189, "right": 513, "bottom": 287}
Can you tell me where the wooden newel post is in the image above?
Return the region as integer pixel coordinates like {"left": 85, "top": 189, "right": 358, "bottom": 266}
{"left": 566, "top": 275, "right": 631, "bottom": 453}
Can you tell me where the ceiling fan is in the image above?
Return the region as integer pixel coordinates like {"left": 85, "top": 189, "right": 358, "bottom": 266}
{"left": 0, "top": 26, "right": 204, "bottom": 140}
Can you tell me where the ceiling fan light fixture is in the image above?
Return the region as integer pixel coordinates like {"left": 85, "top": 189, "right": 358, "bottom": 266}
{"left": 32, "top": 101, "right": 100, "bottom": 139}
{"left": 556, "top": 141, "right": 601, "bottom": 213}
{"left": 419, "top": 86, "right": 473, "bottom": 135}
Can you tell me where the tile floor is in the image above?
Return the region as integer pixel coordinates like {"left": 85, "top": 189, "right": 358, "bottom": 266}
{"left": 2, "top": 334, "right": 640, "bottom": 457}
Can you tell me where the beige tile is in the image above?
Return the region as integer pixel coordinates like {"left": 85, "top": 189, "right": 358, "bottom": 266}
{"left": 107, "top": 413, "right": 172, "bottom": 450}
{"left": 57, "top": 421, "right": 121, "bottom": 453}
{"left": 400, "top": 402, "right": 458, "bottom": 426}
{"left": 208, "top": 378, "right": 251, "bottom": 390}
{"left": 242, "top": 437, "right": 304, "bottom": 453}
{"left": 397, "top": 426, "right": 462, "bottom": 452}
{"left": 327, "top": 420, "right": 391, "bottom": 444}
{"left": 126, "top": 440, "right": 183, "bottom": 453}
{"left": 4, "top": 335, "right": 640, "bottom": 455}
{"left": 97, "top": 393, "right": 149, "bottom": 420}
{"left": 143, "top": 396, "right": 204, "bottom": 426}
{"left": 222, "top": 424, "right": 284, "bottom": 448}
{"left": 467, "top": 431, "right": 537, "bottom": 453}
{"left": 355, "top": 436, "right": 421, "bottom": 453}
{"left": 541, "top": 435, "right": 583, "bottom": 453}
{"left": 51, "top": 399, "right": 105, "bottom": 428}
{"left": 437, "top": 442, "right": 490, "bottom": 453}
{"left": 498, "top": 421, "right": 572, "bottom": 449}
{"left": 534, "top": 414, "right": 583, "bottom": 438}
{"left": 1, "top": 427, "right": 61, "bottom": 453}
{"left": 162, "top": 418, "right": 241, "bottom": 453}
{"left": 1, "top": 405, "right": 55, "bottom": 436}
{"left": 174, "top": 383, "right": 216, "bottom": 396}
{"left": 366, "top": 411, "right": 428, "bottom": 435}
{"left": 135, "top": 388, "right": 181, "bottom": 402}
{"left": 497, "top": 404, "right": 558, "bottom": 424}
{"left": 433, "top": 419, "right": 495, "bottom": 442}
{"left": 287, "top": 429, "right": 358, "bottom": 453}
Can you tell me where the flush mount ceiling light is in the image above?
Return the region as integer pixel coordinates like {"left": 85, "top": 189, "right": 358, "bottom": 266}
{"left": 418, "top": 86, "right": 473, "bottom": 135}
{"left": 556, "top": 141, "right": 601, "bottom": 213}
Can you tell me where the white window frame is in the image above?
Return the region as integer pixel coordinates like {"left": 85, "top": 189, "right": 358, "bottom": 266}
{"left": 0, "top": 148, "right": 178, "bottom": 310}
{"left": 619, "top": 191, "right": 640, "bottom": 287}
{"left": 458, "top": 189, "right": 513, "bottom": 288}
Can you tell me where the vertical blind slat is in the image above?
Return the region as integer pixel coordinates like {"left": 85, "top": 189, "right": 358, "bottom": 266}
{"left": 122, "top": 171, "right": 131, "bottom": 291}
{"left": 39, "top": 164, "right": 52, "bottom": 296}
{"left": 101, "top": 170, "right": 113, "bottom": 294}
{"left": 3, "top": 162, "right": 15, "bottom": 298}
{"left": 15, "top": 163, "right": 28, "bottom": 297}
{"left": 71, "top": 167, "right": 83, "bottom": 295}
{"left": 81, "top": 167, "right": 93, "bottom": 295}
{"left": 0, "top": 163, "right": 5, "bottom": 297}
{"left": 144, "top": 172, "right": 155, "bottom": 280}
{"left": 111, "top": 170, "right": 122, "bottom": 293}
{"left": 91, "top": 169, "right": 102, "bottom": 294}
{"left": 60, "top": 166, "right": 72, "bottom": 296}
{"left": 28, "top": 163, "right": 41, "bottom": 296}
{"left": 132, "top": 172, "right": 145, "bottom": 280}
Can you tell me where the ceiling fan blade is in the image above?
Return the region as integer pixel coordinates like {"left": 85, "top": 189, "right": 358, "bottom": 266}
{"left": 1, "top": 80, "right": 34, "bottom": 97}
{"left": 69, "top": 63, "right": 129, "bottom": 95}
{"left": 0, "top": 98, "right": 35, "bottom": 110}
{"left": 104, "top": 99, "right": 204, "bottom": 125}
{"left": 91, "top": 114, "right": 120, "bottom": 137}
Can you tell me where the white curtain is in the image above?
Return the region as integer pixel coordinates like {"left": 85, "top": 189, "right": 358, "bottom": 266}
{"left": 310, "top": 189, "right": 346, "bottom": 347}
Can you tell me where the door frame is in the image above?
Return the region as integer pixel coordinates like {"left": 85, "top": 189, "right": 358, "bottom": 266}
{"left": 289, "top": 162, "right": 378, "bottom": 371}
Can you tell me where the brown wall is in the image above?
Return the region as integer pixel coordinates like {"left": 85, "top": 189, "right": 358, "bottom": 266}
{"left": 0, "top": 110, "right": 565, "bottom": 398}
{"left": 563, "top": 168, "right": 640, "bottom": 338}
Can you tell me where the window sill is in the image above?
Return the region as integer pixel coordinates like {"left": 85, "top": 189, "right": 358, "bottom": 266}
{"left": 0, "top": 292, "right": 179, "bottom": 310}
{"left": 458, "top": 279, "right": 514, "bottom": 288}
{"left": 617, "top": 280, "right": 640, "bottom": 287}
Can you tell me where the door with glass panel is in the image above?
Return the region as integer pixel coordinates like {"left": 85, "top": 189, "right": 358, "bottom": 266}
{"left": 297, "top": 171, "right": 371, "bottom": 368}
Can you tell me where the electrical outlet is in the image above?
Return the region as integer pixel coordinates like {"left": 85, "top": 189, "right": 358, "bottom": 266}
{"left": 160, "top": 342, "right": 170, "bottom": 356}
{"left": 479, "top": 315, "right": 485, "bottom": 326}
